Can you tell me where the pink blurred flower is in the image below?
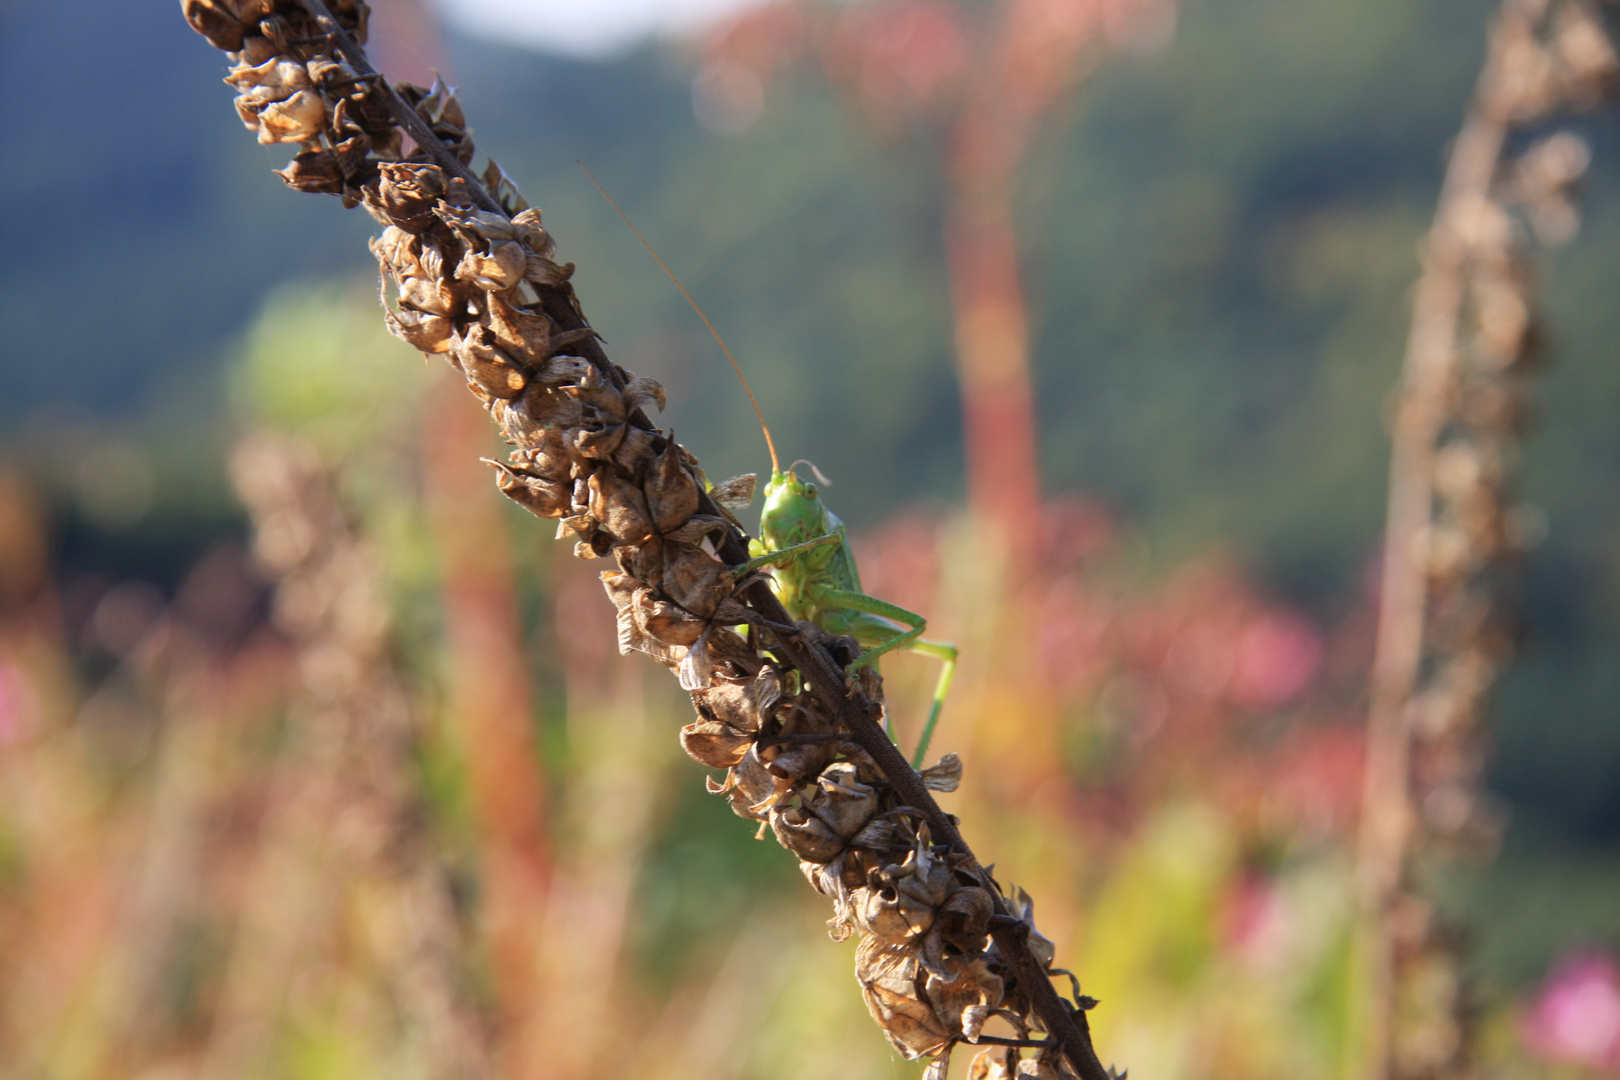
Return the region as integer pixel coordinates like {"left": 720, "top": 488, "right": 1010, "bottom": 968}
{"left": 1259, "top": 724, "right": 1364, "bottom": 840}
{"left": 1521, "top": 951, "right": 1620, "bottom": 1071}
{"left": 0, "top": 661, "right": 32, "bottom": 746}
{"left": 1228, "top": 610, "right": 1323, "bottom": 709}
{"left": 1220, "top": 872, "right": 1292, "bottom": 970}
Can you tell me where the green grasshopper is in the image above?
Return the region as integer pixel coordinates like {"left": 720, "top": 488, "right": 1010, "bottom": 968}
{"left": 584, "top": 166, "right": 958, "bottom": 767}
{"left": 730, "top": 453, "right": 959, "bottom": 767}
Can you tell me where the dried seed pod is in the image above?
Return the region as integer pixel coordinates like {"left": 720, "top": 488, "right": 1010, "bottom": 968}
{"left": 454, "top": 328, "right": 530, "bottom": 400}
{"left": 509, "top": 207, "right": 555, "bottom": 258}
{"left": 856, "top": 836, "right": 955, "bottom": 946}
{"left": 856, "top": 936, "right": 954, "bottom": 1060}
{"left": 225, "top": 56, "right": 330, "bottom": 144}
{"left": 658, "top": 543, "right": 729, "bottom": 619}
{"left": 683, "top": 675, "right": 770, "bottom": 769}
{"left": 602, "top": 573, "right": 684, "bottom": 671}
{"left": 524, "top": 251, "right": 574, "bottom": 288}
{"left": 481, "top": 291, "right": 555, "bottom": 357}
{"left": 623, "top": 376, "right": 667, "bottom": 415}
{"left": 638, "top": 593, "right": 711, "bottom": 649}
{"left": 990, "top": 887, "right": 1057, "bottom": 973}
{"left": 482, "top": 159, "right": 532, "bottom": 216}
{"left": 182, "top": 0, "right": 276, "bottom": 51}
{"left": 939, "top": 886, "right": 995, "bottom": 952}
{"left": 925, "top": 952, "right": 1005, "bottom": 1043}
{"left": 398, "top": 77, "right": 470, "bottom": 155}
{"left": 238, "top": 33, "right": 278, "bottom": 66}
{"left": 497, "top": 386, "right": 581, "bottom": 448}
{"left": 367, "top": 162, "right": 448, "bottom": 232}
{"left": 397, "top": 273, "right": 458, "bottom": 318}
{"left": 601, "top": 427, "right": 649, "bottom": 475}
{"left": 611, "top": 533, "right": 667, "bottom": 590}
{"left": 456, "top": 239, "right": 527, "bottom": 292}
{"left": 536, "top": 352, "right": 595, "bottom": 388}
{"left": 643, "top": 441, "right": 701, "bottom": 534}
{"left": 920, "top": 753, "right": 963, "bottom": 792}
{"left": 486, "top": 459, "right": 568, "bottom": 518}
{"left": 588, "top": 468, "right": 655, "bottom": 546}
{"left": 385, "top": 305, "right": 455, "bottom": 354}
{"left": 677, "top": 618, "right": 756, "bottom": 691}
{"left": 771, "top": 761, "right": 882, "bottom": 863}
{"left": 709, "top": 473, "right": 758, "bottom": 520}
{"left": 305, "top": 55, "right": 362, "bottom": 95}
{"left": 718, "top": 746, "right": 780, "bottom": 822}
{"left": 276, "top": 147, "right": 348, "bottom": 194}
{"left": 568, "top": 399, "right": 630, "bottom": 461}
{"left": 969, "top": 1048, "right": 1019, "bottom": 1080}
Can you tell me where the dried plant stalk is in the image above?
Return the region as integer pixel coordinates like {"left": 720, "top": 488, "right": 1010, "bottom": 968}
{"left": 420, "top": 379, "right": 557, "bottom": 1076}
{"left": 226, "top": 432, "right": 491, "bottom": 1079}
{"left": 181, "top": 1, "right": 1118, "bottom": 1077}
{"left": 1359, "top": 1, "right": 1618, "bottom": 1077}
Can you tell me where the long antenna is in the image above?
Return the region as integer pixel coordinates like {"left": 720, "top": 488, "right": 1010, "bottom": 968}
{"left": 577, "top": 162, "right": 780, "bottom": 476}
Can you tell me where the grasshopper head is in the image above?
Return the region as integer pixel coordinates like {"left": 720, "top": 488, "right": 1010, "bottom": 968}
{"left": 760, "top": 461, "right": 835, "bottom": 548}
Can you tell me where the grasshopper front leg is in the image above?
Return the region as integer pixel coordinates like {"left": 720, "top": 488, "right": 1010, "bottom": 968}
{"left": 827, "top": 588, "right": 959, "bottom": 769}
{"left": 726, "top": 532, "right": 843, "bottom": 581}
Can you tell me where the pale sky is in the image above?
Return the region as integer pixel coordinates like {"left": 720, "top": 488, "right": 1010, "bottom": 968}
{"left": 432, "top": 0, "right": 768, "bottom": 57}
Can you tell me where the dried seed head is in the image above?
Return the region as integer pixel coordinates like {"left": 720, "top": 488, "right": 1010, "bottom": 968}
{"left": 185, "top": 7, "right": 1095, "bottom": 1072}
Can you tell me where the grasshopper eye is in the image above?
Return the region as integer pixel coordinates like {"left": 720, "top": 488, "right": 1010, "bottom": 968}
{"left": 805, "top": 484, "right": 817, "bottom": 498}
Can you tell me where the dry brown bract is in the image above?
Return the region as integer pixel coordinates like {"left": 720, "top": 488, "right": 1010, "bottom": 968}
{"left": 181, "top": 3, "right": 1114, "bottom": 1076}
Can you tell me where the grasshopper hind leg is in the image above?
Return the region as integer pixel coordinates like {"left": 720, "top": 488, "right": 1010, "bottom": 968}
{"left": 829, "top": 588, "right": 958, "bottom": 769}
{"left": 908, "top": 638, "right": 958, "bottom": 769}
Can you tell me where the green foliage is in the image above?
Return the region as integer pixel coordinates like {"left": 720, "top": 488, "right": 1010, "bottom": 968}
{"left": 229, "top": 281, "right": 428, "bottom": 457}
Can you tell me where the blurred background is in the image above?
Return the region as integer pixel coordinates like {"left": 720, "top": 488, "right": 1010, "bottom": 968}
{"left": 1, "top": 0, "right": 1617, "bottom": 1077}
